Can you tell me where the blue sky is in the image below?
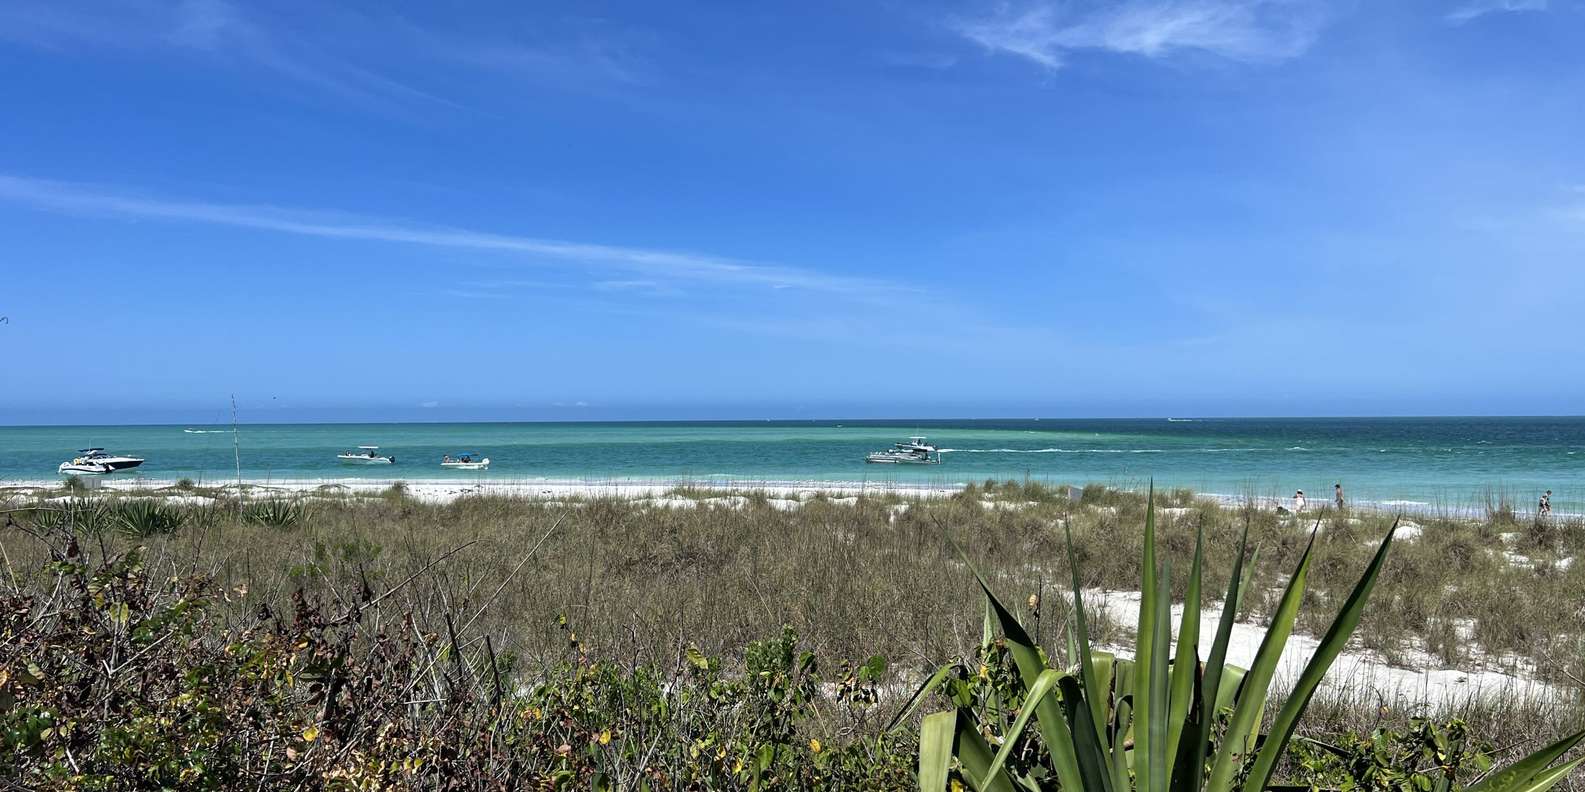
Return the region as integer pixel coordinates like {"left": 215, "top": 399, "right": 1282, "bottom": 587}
{"left": 2, "top": 0, "right": 1583, "bottom": 423}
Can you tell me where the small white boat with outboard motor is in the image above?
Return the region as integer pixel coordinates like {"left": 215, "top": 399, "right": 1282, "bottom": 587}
{"left": 440, "top": 452, "right": 490, "bottom": 470}
{"left": 59, "top": 448, "right": 145, "bottom": 475}
{"left": 338, "top": 446, "right": 395, "bottom": 464}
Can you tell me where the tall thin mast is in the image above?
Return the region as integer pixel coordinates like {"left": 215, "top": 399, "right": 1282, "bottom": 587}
{"left": 231, "top": 394, "right": 242, "bottom": 509}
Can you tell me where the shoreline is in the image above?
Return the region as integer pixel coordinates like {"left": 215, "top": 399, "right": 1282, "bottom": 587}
{"left": 0, "top": 475, "right": 961, "bottom": 503}
{"left": 0, "top": 474, "right": 1563, "bottom": 519}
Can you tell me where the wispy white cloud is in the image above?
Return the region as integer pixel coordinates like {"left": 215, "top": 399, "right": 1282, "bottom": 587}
{"left": 0, "top": 0, "right": 455, "bottom": 110}
{"left": 0, "top": 0, "right": 643, "bottom": 110}
{"left": 954, "top": 0, "right": 1329, "bottom": 70}
{"left": 1445, "top": 0, "right": 1547, "bottom": 25}
{"left": 0, "top": 174, "right": 904, "bottom": 296}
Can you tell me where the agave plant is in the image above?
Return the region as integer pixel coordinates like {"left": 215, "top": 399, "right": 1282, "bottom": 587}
{"left": 243, "top": 497, "right": 308, "bottom": 528}
{"left": 29, "top": 497, "right": 116, "bottom": 535}
{"left": 896, "top": 489, "right": 1585, "bottom": 791}
{"left": 112, "top": 498, "right": 188, "bottom": 538}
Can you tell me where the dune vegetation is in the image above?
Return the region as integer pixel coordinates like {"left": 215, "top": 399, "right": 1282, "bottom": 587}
{"left": 2, "top": 480, "right": 1583, "bottom": 789}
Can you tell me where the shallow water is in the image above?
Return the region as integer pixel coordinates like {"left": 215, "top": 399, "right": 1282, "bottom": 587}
{"left": 1, "top": 417, "right": 1580, "bottom": 512}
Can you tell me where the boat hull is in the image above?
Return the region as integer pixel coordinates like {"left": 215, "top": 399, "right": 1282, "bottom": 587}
{"left": 59, "top": 457, "right": 143, "bottom": 474}
{"left": 865, "top": 455, "right": 940, "bottom": 465}
{"left": 338, "top": 456, "right": 394, "bottom": 465}
{"left": 441, "top": 459, "right": 490, "bottom": 470}
{"left": 865, "top": 436, "right": 940, "bottom": 465}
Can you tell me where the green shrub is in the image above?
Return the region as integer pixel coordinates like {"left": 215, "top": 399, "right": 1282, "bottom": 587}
{"left": 242, "top": 498, "right": 306, "bottom": 528}
{"left": 29, "top": 498, "right": 114, "bottom": 535}
{"left": 0, "top": 539, "right": 915, "bottom": 790}
{"left": 899, "top": 489, "right": 1585, "bottom": 792}
{"left": 1291, "top": 718, "right": 1494, "bottom": 791}
{"left": 112, "top": 499, "right": 187, "bottom": 538}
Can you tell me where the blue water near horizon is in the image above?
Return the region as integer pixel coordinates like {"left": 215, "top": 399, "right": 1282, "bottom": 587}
{"left": 1, "top": 417, "right": 1581, "bottom": 513}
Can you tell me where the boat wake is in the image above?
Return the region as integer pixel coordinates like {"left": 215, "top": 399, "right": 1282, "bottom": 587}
{"left": 938, "top": 448, "right": 1166, "bottom": 454}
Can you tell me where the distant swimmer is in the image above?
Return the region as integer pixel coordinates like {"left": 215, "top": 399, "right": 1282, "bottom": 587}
{"left": 1334, "top": 483, "right": 1345, "bottom": 510}
{"left": 1539, "top": 490, "right": 1552, "bottom": 516}
{"left": 1293, "top": 490, "right": 1307, "bottom": 512}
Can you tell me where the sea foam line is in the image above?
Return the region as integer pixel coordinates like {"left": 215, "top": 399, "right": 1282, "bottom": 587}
{"left": 937, "top": 447, "right": 1284, "bottom": 454}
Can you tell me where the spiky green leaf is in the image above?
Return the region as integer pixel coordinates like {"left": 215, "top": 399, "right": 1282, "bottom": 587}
{"left": 919, "top": 710, "right": 956, "bottom": 792}
{"left": 1205, "top": 530, "right": 1317, "bottom": 792}
{"left": 888, "top": 664, "right": 956, "bottom": 733}
{"left": 1246, "top": 523, "right": 1398, "bottom": 790}
{"left": 1466, "top": 728, "right": 1585, "bottom": 792}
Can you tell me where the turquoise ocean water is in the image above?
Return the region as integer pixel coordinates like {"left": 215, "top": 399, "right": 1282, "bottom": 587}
{"left": 1, "top": 418, "right": 1581, "bottom": 512}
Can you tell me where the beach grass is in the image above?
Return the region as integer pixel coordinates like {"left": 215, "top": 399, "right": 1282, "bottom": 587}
{"left": 3, "top": 479, "right": 1583, "bottom": 784}
{"left": 5, "top": 481, "right": 1583, "bottom": 679}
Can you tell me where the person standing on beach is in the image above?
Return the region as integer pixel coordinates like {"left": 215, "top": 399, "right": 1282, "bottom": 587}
{"left": 1293, "top": 490, "right": 1306, "bottom": 512}
{"left": 1539, "top": 490, "right": 1552, "bottom": 516}
{"left": 1335, "top": 483, "right": 1345, "bottom": 510}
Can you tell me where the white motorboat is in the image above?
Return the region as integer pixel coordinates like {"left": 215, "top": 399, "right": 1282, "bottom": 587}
{"left": 59, "top": 448, "right": 145, "bottom": 475}
{"left": 440, "top": 452, "right": 490, "bottom": 470}
{"left": 865, "top": 436, "right": 941, "bottom": 465}
{"left": 338, "top": 446, "right": 395, "bottom": 465}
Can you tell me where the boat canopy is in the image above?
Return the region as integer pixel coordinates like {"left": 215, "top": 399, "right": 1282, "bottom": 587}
{"left": 357, "top": 445, "right": 380, "bottom": 449}
{"left": 450, "top": 452, "right": 481, "bottom": 457}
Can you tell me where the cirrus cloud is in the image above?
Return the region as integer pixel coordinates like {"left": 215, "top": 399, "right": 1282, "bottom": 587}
{"left": 1444, "top": 0, "right": 1547, "bottom": 25}
{"left": 954, "top": 0, "right": 1331, "bottom": 70}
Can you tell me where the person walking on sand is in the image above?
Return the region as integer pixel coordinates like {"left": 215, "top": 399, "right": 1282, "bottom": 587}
{"left": 1293, "top": 490, "right": 1306, "bottom": 512}
{"left": 1539, "top": 490, "right": 1552, "bottom": 516}
{"left": 1335, "top": 483, "right": 1345, "bottom": 510}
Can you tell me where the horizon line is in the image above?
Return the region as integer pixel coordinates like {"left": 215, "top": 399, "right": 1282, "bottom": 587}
{"left": 4, "top": 414, "right": 1585, "bottom": 429}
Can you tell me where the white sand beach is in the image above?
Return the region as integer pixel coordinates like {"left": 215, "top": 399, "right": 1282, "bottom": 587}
{"left": 0, "top": 475, "right": 961, "bottom": 504}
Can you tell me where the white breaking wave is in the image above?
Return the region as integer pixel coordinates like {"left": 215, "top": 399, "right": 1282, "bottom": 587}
{"left": 183, "top": 429, "right": 229, "bottom": 434}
